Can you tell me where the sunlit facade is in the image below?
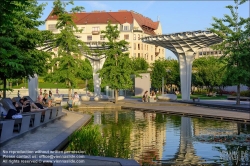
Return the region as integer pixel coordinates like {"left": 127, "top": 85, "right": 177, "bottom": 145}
{"left": 45, "top": 10, "right": 165, "bottom": 64}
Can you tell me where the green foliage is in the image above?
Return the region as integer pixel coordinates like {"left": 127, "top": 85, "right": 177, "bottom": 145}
{"left": 0, "top": 0, "right": 51, "bottom": 97}
{"left": 131, "top": 57, "right": 149, "bottom": 73}
{"left": 192, "top": 56, "right": 226, "bottom": 92}
{"left": 69, "top": 125, "right": 103, "bottom": 156}
{"left": 151, "top": 58, "right": 167, "bottom": 90}
{"left": 44, "top": 0, "right": 92, "bottom": 95}
{"left": 165, "top": 59, "right": 180, "bottom": 88}
{"left": 98, "top": 22, "right": 137, "bottom": 102}
{"left": 68, "top": 112, "right": 133, "bottom": 159}
{"left": 208, "top": 0, "right": 250, "bottom": 104}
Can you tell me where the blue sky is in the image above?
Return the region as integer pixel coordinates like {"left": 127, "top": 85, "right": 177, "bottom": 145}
{"left": 38, "top": 1, "right": 249, "bottom": 59}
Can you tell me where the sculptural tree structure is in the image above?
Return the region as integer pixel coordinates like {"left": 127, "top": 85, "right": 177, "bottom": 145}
{"left": 28, "top": 41, "right": 126, "bottom": 100}
{"left": 142, "top": 31, "right": 222, "bottom": 100}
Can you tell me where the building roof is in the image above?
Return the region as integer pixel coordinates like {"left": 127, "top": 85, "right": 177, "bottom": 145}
{"left": 46, "top": 10, "right": 159, "bottom": 35}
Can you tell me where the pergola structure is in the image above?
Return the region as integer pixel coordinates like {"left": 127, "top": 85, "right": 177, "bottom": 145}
{"left": 141, "top": 31, "right": 222, "bottom": 100}
{"left": 28, "top": 41, "right": 127, "bottom": 101}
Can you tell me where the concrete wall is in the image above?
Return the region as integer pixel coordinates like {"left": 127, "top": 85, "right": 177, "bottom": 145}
{"left": 134, "top": 73, "right": 150, "bottom": 96}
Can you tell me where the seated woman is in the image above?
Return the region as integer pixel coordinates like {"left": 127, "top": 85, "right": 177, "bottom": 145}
{"left": 20, "top": 98, "right": 39, "bottom": 112}
{"left": 42, "top": 94, "right": 48, "bottom": 105}
{"left": 142, "top": 91, "right": 148, "bottom": 102}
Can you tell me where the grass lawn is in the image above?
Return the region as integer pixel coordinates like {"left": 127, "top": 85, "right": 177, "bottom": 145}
{"left": 11, "top": 82, "right": 68, "bottom": 89}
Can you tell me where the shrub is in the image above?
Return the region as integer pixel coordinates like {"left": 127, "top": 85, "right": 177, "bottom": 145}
{"left": 240, "top": 90, "right": 250, "bottom": 97}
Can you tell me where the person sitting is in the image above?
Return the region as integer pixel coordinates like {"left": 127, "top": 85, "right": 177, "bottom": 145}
{"left": 142, "top": 91, "right": 148, "bottom": 102}
{"left": 5, "top": 109, "right": 18, "bottom": 119}
{"left": 12, "top": 99, "right": 22, "bottom": 113}
{"left": 150, "top": 91, "right": 156, "bottom": 98}
{"left": 20, "top": 98, "right": 39, "bottom": 112}
{"left": 37, "top": 92, "right": 43, "bottom": 103}
{"left": 73, "top": 92, "right": 79, "bottom": 105}
{"left": 42, "top": 94, "right": 48, "bottom": 105}
{"left": 47, "top": 93, "right": 53, "bottom": 107}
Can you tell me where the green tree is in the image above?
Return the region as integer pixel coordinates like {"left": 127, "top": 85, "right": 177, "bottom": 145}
{"left": 98, "top": 22, "right": 136, "bottom": 103}
{"left": 208, "top": 0, "right": 250, "bottom": 105}
{"left": 44, "top": 0, "right": 92, "bottom": 97}
{"left": 131, "top": 57, "right": 149, "bottom": 73}
{"left": 165, "top": 59, "right": 180, "bottom": 92}
{"left": 151, "top": 58, "right": 167, "bottom": 93}
{"left": 0, "top": 0, "right": 51, "bottom": 98}
{"left": 192, "top": 56, "right": 226, "bottom": 92}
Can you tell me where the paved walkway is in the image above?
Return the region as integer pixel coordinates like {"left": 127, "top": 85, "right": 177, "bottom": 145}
{"left": 0, "top": 110, "right": 139, "bottom": 166}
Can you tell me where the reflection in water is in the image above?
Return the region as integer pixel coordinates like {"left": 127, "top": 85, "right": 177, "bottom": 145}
{"left": 68, "top": 110, "right": 250, "bottom": 165}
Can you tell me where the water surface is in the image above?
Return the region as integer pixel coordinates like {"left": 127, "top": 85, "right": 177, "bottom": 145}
{"left": 70, "top": 110, "right": 250, "bottom": 165}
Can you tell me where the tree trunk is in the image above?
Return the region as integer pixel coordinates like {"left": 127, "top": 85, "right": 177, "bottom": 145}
{"left": 114, "top": 89, "right": 118, "bottom": 103}
{"left": 236, "top": 84, "right": 240, "bottom": 105}
{"left": 3, "top": 78, "right": 7, "bottom": 98}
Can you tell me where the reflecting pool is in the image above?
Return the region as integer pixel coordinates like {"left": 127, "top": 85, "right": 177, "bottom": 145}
{"left": 67, "top": 110, "right": 250, "bottom": 165}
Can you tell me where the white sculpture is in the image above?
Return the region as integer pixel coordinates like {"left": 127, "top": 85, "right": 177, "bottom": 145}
{"left": 142, "top": 31, "right": 222, "bottom": 100}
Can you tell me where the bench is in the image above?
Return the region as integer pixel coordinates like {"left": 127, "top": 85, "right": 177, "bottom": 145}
{"left": 192, "top": 97, "right": 200, "bottom": 102}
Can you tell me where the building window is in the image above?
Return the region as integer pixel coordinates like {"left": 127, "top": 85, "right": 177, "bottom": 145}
{"left": 141, "top": 44, "right": 143, "bottom": 50}
{"left": 199, "top": 52, "right": 202, "bottom": 55}
{"left": 138, "top": 44, "right": 140, "bottom": 50}
{"left": 151, "top": 55, "right": 153, "bottom": 61}
{"left": 48, "top": 24, "right": 57, "bottom": 32}
{"left": 134, "top": 43, "right": 136, "bottom": 50}
{"left": 92, "top": 27, "right": 99, "bottom": 31}
{"left": 151, "top": 46, "right": 153, "bottom": 51}
{"left": 100, "top": 35, "right": 105, "bottom": 40}
{"left": 219, "top": 51, "right": 222, "bottom": 54}
{"left": 138, "top": 53, "right": 140, "bottom": 58}
{"left": 203, "top": 52, "right": 206, "bottom": 55}
{"left": 133, "top": 53, "right": 136, "bottom": 58}
{"left": 124, "top": 34, "right": 129, "bottom": 40}
{"left": 133, "top": 34, "right": 136, "bottom": 40}
{"left": 138, "top": 34, "right": 140, "bottom": 40}
{"left": 211, "top": 51, "right": 214, "bottom": 55}
{"left": 87, "top": 35, "right": 92, "bottom": 40}
{"left": 207, "top": 52, "right": 210, "bottom": 55}
{"left": 147, "top": 54, "right": 148, "bottom": 60}
{"left": 147, "top": 45, "right": 148, "bottom": 51}
{"left": 214, "top": 51, "right": 217, "bottom": 54}
{"left": 162, "top": 49, "right": 164, "bottom": 53}
{"left": 123, "top": 26, "right": 130, "bottom": 31}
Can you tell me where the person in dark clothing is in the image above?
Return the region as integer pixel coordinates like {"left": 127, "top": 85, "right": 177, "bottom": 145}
{"left": 5, "top": 109, "right": 17, "bottom": 119}
{"left": 20, "top": 98, "right": 39, "bottom": 112}
{"left": 12, "top": 101, "right": 22, "bottom": 113}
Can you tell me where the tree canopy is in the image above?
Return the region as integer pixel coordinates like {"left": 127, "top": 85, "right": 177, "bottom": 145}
{"left": 151, "top": 58, "right": 167, "bottom": 92}
{"left": 44, "top": 0, "right": 92, "bottom": 96}
{"left": 208, "top": 0, "right": 250, "bottom": 104}
{"left": 0, "top": 0, "right": 51, "bottom": 98}
{"left": 131, "top": 57, "right": 149, "bottom": 73}
{"left": 98, "top": 22, "right": 136, "bottom": 103}
{"left": 192, "top": 56, "right": 226, "bottom": 92}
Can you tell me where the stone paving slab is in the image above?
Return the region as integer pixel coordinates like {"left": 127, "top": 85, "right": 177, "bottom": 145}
{"left": 0, "top": 111, "right": 88, "bottom": 153}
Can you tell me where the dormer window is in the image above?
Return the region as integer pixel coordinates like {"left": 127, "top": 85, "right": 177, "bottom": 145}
{"left": 123, "top": 26, "right": 130, "bottom": 31}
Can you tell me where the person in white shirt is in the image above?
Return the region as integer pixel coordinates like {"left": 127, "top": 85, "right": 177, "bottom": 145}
{"left": 73, "top": 92, "right": 79, "bottom": 105}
